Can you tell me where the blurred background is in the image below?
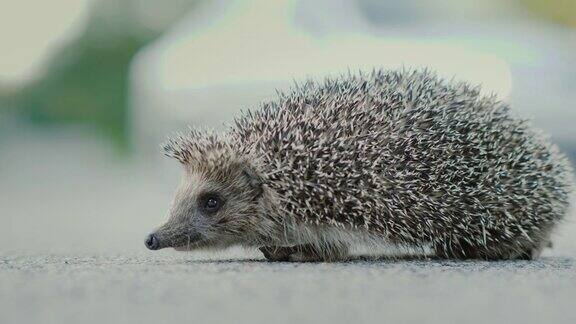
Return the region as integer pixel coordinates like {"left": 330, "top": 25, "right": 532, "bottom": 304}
{"left": 1, "top": 0, "right": 575, "bottom": 254}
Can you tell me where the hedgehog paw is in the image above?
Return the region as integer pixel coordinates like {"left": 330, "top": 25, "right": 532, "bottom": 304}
{"left": 259, "top": 246, "right": 296, "bottom": 261}
{"left": 260, "top": 244, "right": 348, "bottom": 262}
{"left": 259, "top": 245, "right": 321, "bottom": 262}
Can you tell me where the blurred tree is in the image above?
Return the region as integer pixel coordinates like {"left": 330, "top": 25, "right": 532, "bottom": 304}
{"left": 11, "top": 33, "right": 141, "bottom": 151}
{"left": 2, "top": 0, "right": 199, "bottom": 152}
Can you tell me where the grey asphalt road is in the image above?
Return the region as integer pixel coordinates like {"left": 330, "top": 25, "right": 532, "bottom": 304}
{"left": 1, "top": 251, "right": 575, "bottom": 324}
{"left": 1, "top": 135, "right": 575, "bottom": 324}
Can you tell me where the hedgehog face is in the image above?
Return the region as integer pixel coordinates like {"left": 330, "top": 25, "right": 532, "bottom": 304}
{"left": 145, "top": 151, "right": 265, "bottom": 252}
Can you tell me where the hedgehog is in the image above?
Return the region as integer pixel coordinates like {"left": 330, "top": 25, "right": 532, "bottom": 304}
{"left": 144, "top": 69, "right": 573, "bottom": 261}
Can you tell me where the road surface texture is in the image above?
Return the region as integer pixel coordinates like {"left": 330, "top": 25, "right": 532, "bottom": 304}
{"left": 1, "top": 250, "right": 575, "bottom": 324}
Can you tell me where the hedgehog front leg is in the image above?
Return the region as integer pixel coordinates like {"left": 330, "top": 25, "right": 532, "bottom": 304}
{"left": 259, "top": 246, "right": 297, "bottom": 261}
{"left": 259, "top": 245, "right": 321, "bottom": 262}
{"left": 260, "top": 243, "right": 349, "bottom": 262}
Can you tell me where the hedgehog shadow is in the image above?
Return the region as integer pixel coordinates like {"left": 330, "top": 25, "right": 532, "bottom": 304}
{"left": 179, "top": 254, "right": 573, "bottom": 270}
{"left": 183, "top": 254, "right": 453, "bottom": 265}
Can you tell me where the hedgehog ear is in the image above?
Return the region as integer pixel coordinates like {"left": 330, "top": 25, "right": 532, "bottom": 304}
{"left": 242, "top": 166, "right": 263, "bottom": 199}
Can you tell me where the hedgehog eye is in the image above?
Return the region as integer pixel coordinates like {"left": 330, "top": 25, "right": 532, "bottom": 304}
{"left": 200, "top": 194, "right": 222, "bottom": 214}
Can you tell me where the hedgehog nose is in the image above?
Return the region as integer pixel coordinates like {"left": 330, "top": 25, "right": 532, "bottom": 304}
{"left": 145, "top": 233, "right": 160, "bottom": 250}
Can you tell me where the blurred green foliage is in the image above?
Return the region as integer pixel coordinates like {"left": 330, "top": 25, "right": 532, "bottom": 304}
{"left": 520, "top": 0, "right": 576, "bottom": 27}
{"left": 10, "top": 31, "right": 146, "bottom": 152}
{"left": 2, "top": 0, "right": 199, "bottom": 153}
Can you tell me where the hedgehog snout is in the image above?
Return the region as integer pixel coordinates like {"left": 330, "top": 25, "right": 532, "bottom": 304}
{"left": 145, "top": 233, "right": 161, "bottom": 250}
